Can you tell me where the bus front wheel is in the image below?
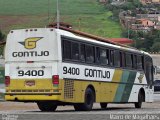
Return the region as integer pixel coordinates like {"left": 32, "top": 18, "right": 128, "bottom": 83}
{"left": 74, "top": 88, "right": 95, "bottom": 111}
{"left": 135, "top": 91, "right": 143, "bottom": 108}
{"left": 37, "top": 101, "right": 57, "bottom": 112}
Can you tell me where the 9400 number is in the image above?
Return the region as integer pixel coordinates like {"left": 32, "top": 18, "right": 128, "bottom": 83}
{"left": 63, "top": 66, "right": 80, "bottom": 75}
{"left": 18, "top": 70, "right": 44, "bottom": 76}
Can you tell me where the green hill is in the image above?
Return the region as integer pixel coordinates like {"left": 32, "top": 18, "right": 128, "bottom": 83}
{"left": 0, "top": 0, "right": 122, "bottom": 38}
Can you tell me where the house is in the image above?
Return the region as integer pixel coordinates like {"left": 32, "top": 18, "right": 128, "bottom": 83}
{"left": 130, "top": 19, "right": 155, "bottom": 31}
{"left": 154, "top": 25, "right": 160, "bottom": 30}
{"left": 154, "top": 22, "right": 160, "bottom": 30}
{"left": 152, "top": 0, "right": 160, "bottom": 3}
{"left": 140, "top": 0, "right": 160, "bottom": 4}
{"left": 136, "top": 19, "right": 155, "bottom": 27}
{"left": 136, "top": 14, "right": 160, "bottom": 22}
{"left": 130, "top": 19, "right": 155, "bottom": 32}
{"left": 99, "top": 0, "right": 108, "bottom": 3}
{"left": 131, "top": 24, "right": 152, "bottom": 32}
{"left": 140, "top": 0, "right": 152, "bottom": 4}
{"left": 111, "top": 0, "right": 126, "bottom": 5}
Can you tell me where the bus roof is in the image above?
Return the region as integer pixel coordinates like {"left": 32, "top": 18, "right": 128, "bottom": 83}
{"left": 8, "top": 28, "right": 150, "bottom": 57}
{"left": 55, "top": 28, "right": 149, "bottom": 56}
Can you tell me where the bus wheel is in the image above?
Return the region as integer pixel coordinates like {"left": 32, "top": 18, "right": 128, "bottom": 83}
{"left": 135, "top": 91, "right": 143, "bottom": 108}
{"left": 37, "top": 101, "right": 57, "bottom": 112}
{"left": 74, "top": 88, "right": 94, "bottom": 111}
{"left": 100, "top": 103, "right": 108, "bottom": 109}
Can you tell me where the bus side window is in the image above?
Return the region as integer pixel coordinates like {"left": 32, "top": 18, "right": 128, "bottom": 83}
{"left": 120, "top": 52, "right": 123, "bottom": 67}
{"left": 96, "top": 47, "right": 100, "bottom": 64}
{"left": 137, "top": 56, "right": 143, "bottom": 70}
{"left": 63, "top": 40, "right": 71, "bottom": 60}
{"left": 121, "top": 52, "right": 126, "bottom": 67}
{"left": 99, "top": 48, "right": 108, "bottom": 65}
{"left": 86, "top": 45, "right": 95, "bottom": 63}
{"left": 80, "top": 44, "right": 85, "bottom": 62}
{"left": 126, "top": 53, "right": 132, "bottom": 68}
{"left": 114, "top": 50, "right": 120, "bottom": 67}
{"left": 110, "top": 50, "right": 114, "bottom": 66}
{"left": 106, "top": 49, "right": 109, "bottom": 65}
{"left": 72, "top": 42, "right": 79, "bottom": 61}
{"left": 133, "top": 55, "right": 137, "bottom": 69}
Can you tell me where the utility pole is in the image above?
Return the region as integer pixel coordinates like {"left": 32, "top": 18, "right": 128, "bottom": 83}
{"left": 48, "top": 0, "right": 50, "bottom": 24}
{"left": 57, "top": 0, "right": 60, "bottom": 29}
{"left": 127, "top": 20, "right": 130, "bottom": 39}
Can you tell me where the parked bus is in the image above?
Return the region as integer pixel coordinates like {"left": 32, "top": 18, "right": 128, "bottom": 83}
{"left": 5, "top": 28, "right": 154, "bottom": 111}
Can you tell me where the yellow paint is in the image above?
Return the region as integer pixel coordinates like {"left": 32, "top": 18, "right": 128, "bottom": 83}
{"left": 5, "top": 95, "right": 60, "bottom": 101}
{"left": 98, "top": 82, "right": 111, "bottom": 102}
{"left": 5, "top": 78, "right": 62, "bottom": 101}
{"left": 24, "top": 37, "right": 42, "bottom": 49}
{"left": 110, "top": 69, "right": 123, "bottom": 102}
{"left": 5, "top": 74, "right": 123, "bottom": 103}
{"left": 8, "top": 79, "right": 53, "bottom": 90}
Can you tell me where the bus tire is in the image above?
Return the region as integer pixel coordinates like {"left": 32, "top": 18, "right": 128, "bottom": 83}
{"left": 74, "top": 88, "right": 94, "bottom": 111}
{"left": 135, "top": 91, "right": 143, "bottom": 108}
{"left": 37, "top": 101, "right": 57, "bottom": 112}
{"left": 100, "top": 103, "right": 108, "bottom": 109}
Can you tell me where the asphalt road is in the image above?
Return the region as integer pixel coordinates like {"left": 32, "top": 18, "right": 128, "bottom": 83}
{"left": 0, "top": 102, "right": 160, "bottom": 120}
{"left": 0, "top": 93, "right": 160, "bottom": 120}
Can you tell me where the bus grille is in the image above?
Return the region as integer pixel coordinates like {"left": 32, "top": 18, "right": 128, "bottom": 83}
{"left": 64, "top": 80, "right": 74, "bottom": 99}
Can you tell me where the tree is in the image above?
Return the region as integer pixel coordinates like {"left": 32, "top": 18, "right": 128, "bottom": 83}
{"left": 151, "top": 42, "right": 160, "bottom": 52}
{"left": 0, "top": 30, "right": 5, "bottom": 56}
{"left": 0, "top": 30, "right": 5, "bottom": 42}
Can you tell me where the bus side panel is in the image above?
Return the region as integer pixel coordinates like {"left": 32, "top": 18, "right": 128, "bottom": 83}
{"left": 60, "top": 79, "right": 111, "bottom": 103}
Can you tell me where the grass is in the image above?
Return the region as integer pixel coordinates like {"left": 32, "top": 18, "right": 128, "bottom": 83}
{"left": 0, "top": 0, "right": 103, "bottom": 15}
{"left": 0, "top": 0, "right": 122, "bottom": 38}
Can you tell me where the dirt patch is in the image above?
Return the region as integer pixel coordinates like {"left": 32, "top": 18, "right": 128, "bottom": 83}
{"left": 0, "top": 15, "right": 48, "bottom": 33}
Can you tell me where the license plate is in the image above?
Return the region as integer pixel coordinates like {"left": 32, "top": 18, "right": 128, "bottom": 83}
{"left": 25, "top": 80, "right": 35, "bottom": 87}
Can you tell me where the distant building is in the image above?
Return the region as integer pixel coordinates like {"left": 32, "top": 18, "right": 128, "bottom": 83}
{"left": 154, "top": 22, "right": 160, "bottom": 30}
{"left": 152, "top": 0, "right": 160, "bottom": 3}
{"left": 99, "top": 0, "right": 108, "bottom": 3}
{"left": 136, "top": 19, "right": 155, "bottom": 27}
{"left": 136, "top": 14, "right": 160, "bottom": 22}
{"left": 130, "top": 19, "right": 155, "bottom": 32}
{"left": 140, "top": 0, "right": 160, "bottom": 4}
{"left": 140, "top": 0, "right": 152, "bottom": 4}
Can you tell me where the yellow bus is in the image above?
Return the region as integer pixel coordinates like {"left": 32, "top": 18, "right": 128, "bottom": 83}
{"left": 5, "top": 28, "right": 154, "bottom": 111}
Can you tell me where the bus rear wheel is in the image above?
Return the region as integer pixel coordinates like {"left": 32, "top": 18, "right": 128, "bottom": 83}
{"left": 135, "top": 91, "right": 143, "bottom": 108}
{"left": 37, "top": 101, "right": 57, "bottom": 112}
{"left": 74, "top": 88, "right": 94, "bottom": 111}
{"left": 100, "top": 103, "right": 108, "bottom": 109}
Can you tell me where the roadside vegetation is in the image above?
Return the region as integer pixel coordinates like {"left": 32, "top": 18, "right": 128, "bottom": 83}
{"left": 0, "top": 0, "right": 122, "bottom": 38}
{"left": 105, "top": 0, "right": 160, "bottom": 52}
{"left": 0, "top": 30, "right": 5, "bottom": 56}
